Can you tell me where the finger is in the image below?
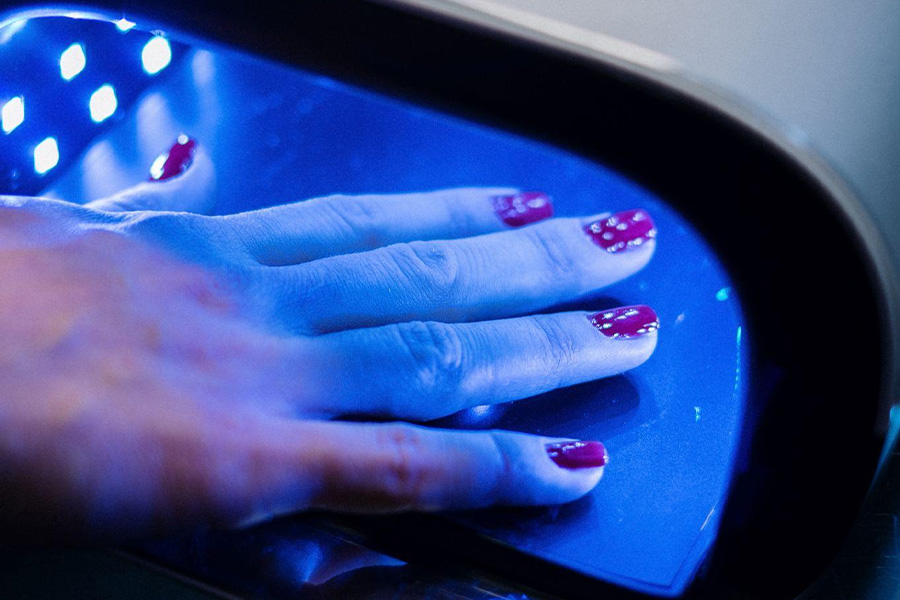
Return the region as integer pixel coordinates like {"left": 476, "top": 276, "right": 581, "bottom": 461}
{"left": 297, "top": 308, "right": 657, "bottom": 420}
{"left": 86, "top": 136, "right": 216, "bottom": 214}
{"left": 266, "top": 210, "right": 656, "bottom": 333}
{"left": 213, "top": 420, "right": 608, "bottom": 524}
{"left": 0, "top": 411, "right": 604, "bottom": 538}
{"left": 225, "top": 188, "right": 552, "bottom": 265}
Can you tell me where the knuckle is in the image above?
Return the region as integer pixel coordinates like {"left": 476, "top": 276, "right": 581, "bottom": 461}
{"left": 374, "top": 425, "right": 433, "bottom": 509}
{"left": 108, "top": 189, "right": 155, "bottom": 212}
{"left": 389, "top": 241, "right": 462, "bottom": 302}
{"left": 486, "top": 431, "right": 516, "bottom": 503}
{"left": 525, "top": 223, "right": 580, "bottom": 282}
{"left": 437, "top": 190, "right": 481, "bottom": 235}
{"left": 124, "top": 210, "right": 194, "bottom": 238}
{"left": 126, "top": 212, "right": 235, "bottom": 262}
{"left": 262, "top": 265, "right": 324, "bottom": 334}
{"left": 530, "top": 317, "right": 576, "bottom": 385}
{"left": 395, "top": 321, "right": 467, "bottom": 406}
{"left": 322, "top": 195, "right": 385, "bottom": 245}
{"left": 78, "top": 225, "right": 128, "bottom": 248}
{"left": 123, "top": 208, "right": 175, "bottom": 231}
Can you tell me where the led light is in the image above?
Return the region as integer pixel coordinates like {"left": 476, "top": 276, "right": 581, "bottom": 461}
{"left": 34, "top": 137, "right": 59, "bottom": 175}
{"left": 60, "top": 43, "right": 86, "bottom": 80}
{"left": 1, "top": 96, "right": 24, "bottom": 134}
{"left": 89, "top": 84, "right": 118, "bottom": 123}
{"left": 141, "top": 36, "right": 171, "bottom": 75}
{"left": 114, "top": 18, "right": 136, "bottom": 32}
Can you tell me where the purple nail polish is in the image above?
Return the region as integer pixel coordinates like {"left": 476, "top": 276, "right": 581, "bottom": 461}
{"left": 492, "top": 191, "right": 554, "bottom": 228}
{"left": 588, "top": 305, "right": 659, "bottom": 339}
{"left": 585, "top": 208, "right": 657, "bottom": 253}
{"left": 149, "top": 135, "right": 197, "bottom": 181}
{"left": 546, "top": 441, "right": 609, "bottom": 469}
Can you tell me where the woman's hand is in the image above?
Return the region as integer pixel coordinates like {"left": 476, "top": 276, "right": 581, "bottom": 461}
{"left": 0, "top": 139, "right": 658, "bottom": 541}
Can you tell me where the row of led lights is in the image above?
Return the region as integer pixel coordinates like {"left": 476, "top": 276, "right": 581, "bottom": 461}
{"left": 1, "top": 27, "right": 173, "bottom": 175}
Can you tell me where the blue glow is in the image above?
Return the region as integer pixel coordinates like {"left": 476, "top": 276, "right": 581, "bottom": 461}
{"left": 60, "top": 43, "right": 86, "bottom": 81}
{"left": 882, "top": 404, "right": 900, "bottom": 467}
{"left": 141, "top": 36, "right": 172, "bottom": 75}
{"left": 46, "top": 39, "right": 749, "bottom": 596}
{"left": 469, "top": 404, "right": 493, "bottom": 417}
{"left": 114, "top": 18, "right": 136, "bottom": 32}
{"left": 733, "top": 326, "right": 744, "bottom": 409}
{"left": 1, "top": 96, "right": 24, "bottom": 134}
{"left": 0, "top": 18, "right": 28, "bottom": 44}
{"left": 89, "top": 84, "right": 118, "bottom": 123}
{"left": 34, "top": 137, "right": 59, "bottom": 175}
{"left": 716, "top": 287, "right": 731, "bottom": 301}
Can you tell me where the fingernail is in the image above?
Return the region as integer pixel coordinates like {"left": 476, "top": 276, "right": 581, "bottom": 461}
{"left": 584, "top": 208, "right": 656, "bottom": 253}
{"left": 492, "top": 191, "right": 554, "bottom": 227}
{"left": 546, "top": 440, "right": 609, "bottom": 469}
{"left": 149, "top": 134, "right": 197, "bottom": 181}
{"left": 588, "top": 305, "right": 659, "bottom": 339}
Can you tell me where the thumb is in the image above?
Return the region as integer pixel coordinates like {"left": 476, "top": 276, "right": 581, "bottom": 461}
{"left": 86, "top": 135, "right": 216, "bottom": 214}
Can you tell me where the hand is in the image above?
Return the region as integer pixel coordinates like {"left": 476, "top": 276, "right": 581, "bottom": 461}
{"left": 0, "top": 139, "right": 658, "bottom": 541}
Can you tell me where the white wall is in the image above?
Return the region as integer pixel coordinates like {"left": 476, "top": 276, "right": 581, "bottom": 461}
{"left": 484, "top": 0, "right": 900, "bottom": 268}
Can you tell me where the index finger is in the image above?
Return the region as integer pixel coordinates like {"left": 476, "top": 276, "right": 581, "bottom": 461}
{"left": 224, "top": 188, "right": 549, "bottom": 265}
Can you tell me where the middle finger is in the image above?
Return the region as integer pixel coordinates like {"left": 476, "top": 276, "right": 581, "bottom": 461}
{"left": 262, "top": 209, "right": 656, "bottom": 334}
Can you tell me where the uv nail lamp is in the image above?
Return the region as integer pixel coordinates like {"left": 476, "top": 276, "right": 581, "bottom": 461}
{"left": 0, "top": 2, "right": 897, "bottom": 599}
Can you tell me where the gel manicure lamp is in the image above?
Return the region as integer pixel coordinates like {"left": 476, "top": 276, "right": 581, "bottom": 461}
{"left": 0, "top": 1, "right": 897, "bottom": 598}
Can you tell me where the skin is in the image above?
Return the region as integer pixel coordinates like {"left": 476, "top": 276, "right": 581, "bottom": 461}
{"left": 0, "top": 154, "right": 656, "bottom": 542}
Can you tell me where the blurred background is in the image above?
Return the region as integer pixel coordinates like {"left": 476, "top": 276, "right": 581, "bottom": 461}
{"left": 464, "top": 0, "right": 900, "bottom": 269}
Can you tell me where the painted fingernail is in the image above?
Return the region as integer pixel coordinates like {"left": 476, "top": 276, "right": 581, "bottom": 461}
{"left": 588, "top": 305, "right": 659, "bottom": 339}
{"left": 492, "top": 191, "right": 554, "bottom": 227}
{"left": 546, "top": 440, "right": 609, "bottom": 469}
{"left": 584, "top": 208, "right": 656, "bottom": 253}
{"left": 149, "top": 134, "right": 197, "bottom": 181}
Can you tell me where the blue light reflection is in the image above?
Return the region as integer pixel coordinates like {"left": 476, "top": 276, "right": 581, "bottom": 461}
{"left": 114, "top": 18, "right": 136, "bottom": 32}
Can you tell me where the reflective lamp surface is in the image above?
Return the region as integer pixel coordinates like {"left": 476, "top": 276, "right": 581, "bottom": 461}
{"left": 2, "top": 14, "right": 747, "bottom": 598}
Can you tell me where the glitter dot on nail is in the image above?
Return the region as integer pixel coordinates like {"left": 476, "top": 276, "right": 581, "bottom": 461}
{"left": 584, "top": 209, "right": 657, "bottom": 253}
{"left": 491, "top": 192, "right": 554, "bottom": 228}
{"left": 148, "top": 135, "right": 197, "bottom": 182}
{"left": 588, "top": 305, "right": 659, "bottom": 339}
